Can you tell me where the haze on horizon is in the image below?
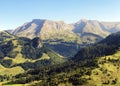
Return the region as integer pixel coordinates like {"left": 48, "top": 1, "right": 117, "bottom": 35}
{"left": 0, "top": 0, "right": 120, "bottom": 31}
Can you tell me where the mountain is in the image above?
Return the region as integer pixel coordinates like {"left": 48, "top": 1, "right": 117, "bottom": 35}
{"left": 0, "top": 31, "right": 65, "bottom": 77}
{"left": 101, "top": 22, "right": 120, "bottom": 33}
{"left": 11, "top": 19, "right": 120, "bottom": 42}
{"left": 73, "top": 19, "right": 120, "bottom": 43}
{"left": 4, "top": 31, "right": 120, "bottom": 86}
{"left": 12, "top": 19, "right": 76, "bottom": 41}
{"left": 74, "top": 31, "right": 120, "bottom": 60}
{"left": 12, "top": 19, "right": 45, "bottom": 39}
{"left": 11, "top": 19, "right": 81, "bottom": 57}
{"left": 9, "top": 19, "right": 120, "bottom": 58}
{"left": 73, "top": 19, "right": 110, "bottom": 37}
{"left": 73, "top": 19, "right": 120, "bottom": 34}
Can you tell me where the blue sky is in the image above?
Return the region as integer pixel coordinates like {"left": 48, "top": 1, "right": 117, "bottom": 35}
{"left": 0, "top": 0, "right": 120, "bottom": 30}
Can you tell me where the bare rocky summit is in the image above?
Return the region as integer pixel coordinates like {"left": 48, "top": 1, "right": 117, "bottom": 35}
{"left": 11, "top": 19, "right": 120, "bottom": 43}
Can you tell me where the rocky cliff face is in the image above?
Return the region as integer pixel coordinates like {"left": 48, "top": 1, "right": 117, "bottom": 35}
{"left": 11, "top": 19, "right": 120, "bottom": 44}
{"left": 39, "top": 20, "right": 74, "bottom": 40}
{"left": 12, "top": 19, "right": 45, "bottom": 39}
{"left": 12, "top": 19, "right": 77, "bottom": 43}
{"left": 73, "top": 19, "right": 110, "bottom": 37}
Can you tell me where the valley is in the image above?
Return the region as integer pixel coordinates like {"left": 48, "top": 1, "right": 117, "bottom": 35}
{"left": 0, "top": 0, "right": 120, "bottom": 85}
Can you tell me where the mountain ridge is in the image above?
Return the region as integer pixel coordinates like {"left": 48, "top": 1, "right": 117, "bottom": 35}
{"left": 11, "top": 19, "right": 120, "bottom": 40}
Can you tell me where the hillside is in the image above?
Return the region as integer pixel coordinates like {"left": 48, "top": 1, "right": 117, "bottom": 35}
{"left": 3, "top": 31, "right": 120, "bottom": 86}
{"left": 0, "top": 31, "right": 65, "bottom": 81}
{"left": 74, "top": 31, "right": 120, "bottom": 60}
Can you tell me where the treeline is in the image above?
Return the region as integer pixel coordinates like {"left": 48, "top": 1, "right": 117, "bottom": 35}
{"left": 13, "top": 59, "right": 53, "bottom": 70}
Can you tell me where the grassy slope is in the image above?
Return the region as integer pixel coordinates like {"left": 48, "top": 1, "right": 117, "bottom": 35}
{"left": 0, "top": 31, "right": 65, "bottom": 84}
{"left": 0, "top": 32, "right": 25, "bottom": 76}
{"left": 0, "top": 64, "right": 24, "bottom": 76}
{"left": 44, "top": 47, "right": 65, "bottom": 63}
{"left": 0, "top": 34, "right": 65, "bottom": 73}
{"left": 27, "top": 50, "right": 120, "bottom": 86}
{"left": 83, "top": 50, "right": 120, "bottom": 86}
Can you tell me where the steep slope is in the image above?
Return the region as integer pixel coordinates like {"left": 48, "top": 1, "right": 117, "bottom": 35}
{"left": 0, "top": 31, "right": 65, "bottom": 76}
{"left": 73, "top": 19, "right": 109, "bottom": 43}
{"left": 73, "top": 19, "right": 110, "bottom": 37}
{"left": 74, "top": 31, "right": 120, "bottom": 60}
{"left": 39, "top": 20, "right": 75, "bottom": 41}
{"left": 11, "top": 19, "right": 120, "bottom": 43}
{"left": 12, "top": 19, "right": 45, "bottom": 38}
{"left": 11, "top": 19, "right": 81, "bottom": 57}
{"left": 101, "top": 22, "right": 120, "bottom": 33}
{"left": 72, "top": 19, "right": 120, "bottom": 44}
{"left": 5, "top": 31, "right": 120, "bottom": 86}
{"left": 12, "top": 19, "right": 76, "bottom": 42}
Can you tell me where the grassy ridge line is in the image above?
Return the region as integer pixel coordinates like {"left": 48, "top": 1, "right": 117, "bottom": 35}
{"left": 86, "top": 50, "right": 120, "bottom": 85}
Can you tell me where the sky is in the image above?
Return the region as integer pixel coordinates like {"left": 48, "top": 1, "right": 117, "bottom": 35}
{"left": 0, "top": 0, "right": 120, "bottom": 31}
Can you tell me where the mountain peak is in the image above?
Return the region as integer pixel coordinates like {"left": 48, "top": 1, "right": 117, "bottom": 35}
{"left": 32, "top": 19, "right": 45, "bottom": 22}
{"left": 80, "top": 19, "right": 88, "bottom": 22}
{"left": 77, "top": 19, "right": 98, "bottom": 23}
{"left": 31, "top": 19, "right": 45, "bottom": 25}
{"left": 11, "top": 19, "right": 120, "bottom": 42}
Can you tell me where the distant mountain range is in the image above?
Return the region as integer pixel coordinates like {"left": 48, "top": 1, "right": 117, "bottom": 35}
{"left": 11, "top": 19, "right": 75, "bottom": 42}
{"left": 10, "top": 19, "right": 120, "bottom": 43}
